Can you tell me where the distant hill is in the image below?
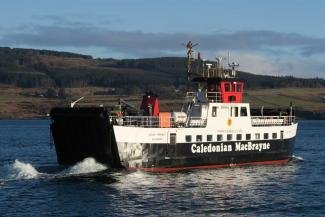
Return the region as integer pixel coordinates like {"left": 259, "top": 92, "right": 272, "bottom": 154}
{"left": 0, "top": 47, "right": 324, "bottom": 95}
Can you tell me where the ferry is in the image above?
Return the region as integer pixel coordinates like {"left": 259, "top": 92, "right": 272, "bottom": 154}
{"left": 50, "top": 42, "right": 298, "bottom": 172}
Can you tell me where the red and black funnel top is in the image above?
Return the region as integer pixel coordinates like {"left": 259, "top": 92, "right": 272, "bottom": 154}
{"left": 140, "top": 91, "right": 160, "bottom": 116}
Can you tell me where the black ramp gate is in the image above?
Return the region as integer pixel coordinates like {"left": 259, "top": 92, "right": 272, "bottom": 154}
{"left": 50, "top": 107, "right": 121, "bottom": 168}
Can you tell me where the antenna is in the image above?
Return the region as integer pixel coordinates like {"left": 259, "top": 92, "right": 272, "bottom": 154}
{"left": 184, "top": 40, "right": 199, "bottom": 91}
{"left": 70, "top": 97, "right": 84, "bottom": 108}
{"left": 227, "top": 52, "right": 239, "bottom": 77}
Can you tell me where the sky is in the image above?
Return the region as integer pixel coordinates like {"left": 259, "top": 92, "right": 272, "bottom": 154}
{"left": 1, "top": 0, "right": 325, "bottom": 78}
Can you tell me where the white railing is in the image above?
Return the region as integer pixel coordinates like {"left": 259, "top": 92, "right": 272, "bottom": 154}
{"left": 251, "top": 116, "right": 296, "bottom": 127}
{"left": 188, "top": 117, "right": 207, "bottom": 127}
{"left": 186, "top": 91, "right": 222, "bottom": 103}
{"left": 122, "top": 116, "right": 165, "bottom": 128}
{"left": 117, "top": 115, "right": 207, "bottom": 128}
{"left": 207, "top": 92, "right": 222, "bottom": 103}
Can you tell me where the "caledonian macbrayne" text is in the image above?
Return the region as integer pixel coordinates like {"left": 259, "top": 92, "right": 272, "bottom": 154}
{"left": 191, "top": 142, "right": 271, "bottom": 154}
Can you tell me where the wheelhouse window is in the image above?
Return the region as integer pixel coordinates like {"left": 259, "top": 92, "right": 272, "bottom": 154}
{"left": 185, "top": 135, "right": 192, "bottom": 142}
{"left": 207, "top": 135, "right": 213, "bottom": 142}
{"left": 264, "top": 133, "right": 269, "bottom": 140}
{"left": 240, "top": 107, "right": 247, "bottom": 116}
{"left": 225, "top": 83, "right": 230, "bottom": 92}
{"left": 236, "top": 134, "right": 242, "bottom": 140}
{"left": 236, "top": 84, "right": 242, "bottom": 92}
{"left": 227, "top": 134, "right": 232, "bottom": 141}
{"left": 232, "top": 83, "right": 236, "bottom": 92}
{"left": 196, "top": 135, "right": 202, "bottom": 142}
{"left": 246, "top": 134, "right": 251, "bottom": 140}
{"left": 217, "top": 134, "right": 223, "bottom": 141}
{"left": 255, "top": 133, "right": 260, "bottom": 140}
{"left": 272, "top": 133, "right": 277, "bottom": 139}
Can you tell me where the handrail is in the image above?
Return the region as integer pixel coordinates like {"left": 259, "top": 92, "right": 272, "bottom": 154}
{"left": 122, "top": 116, "right": 163, "bottom": 128}
{"left": 117, "top": 115, "right": 207, "bottom": 128}
{"left": 187, "top": 117, "right": 207, "bottom": 127}
{"left": 186, "top": 91, "right": 222, "bottom": 103}
{"left": 251, "top": 116, "right": 296, "bottom": 126}
{"left": 206, "top": 91, "right": 222, "bottom": 102}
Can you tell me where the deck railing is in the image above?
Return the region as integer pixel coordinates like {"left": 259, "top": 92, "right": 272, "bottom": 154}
{"left": 117, "top": 116, "right": 207, "bottom": 128}
{"left": 121, "top": 116, "right": 164, "bottom": 128}
{"left": 187, "top": 117, "right": 208, "bottom": 127}
{"left": 251, "top": 116, "right": 296, "bottom": 126}
{"left": 186, "top": 91, "right": 222, "bottom": 103}
{"left": 207, "top": 92, "right": 222, "bottom": 103}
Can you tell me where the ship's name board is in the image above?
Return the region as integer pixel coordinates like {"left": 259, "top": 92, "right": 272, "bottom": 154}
{"left": 191, "top": 142, "right": 271, "bottom": 154}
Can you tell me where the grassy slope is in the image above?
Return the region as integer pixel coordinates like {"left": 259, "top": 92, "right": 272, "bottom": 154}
{"left": 246, "top": 88, "right": 325, "bottom": 110}
{"left": 0, "top": 86, "right": 324, "bottom": 119}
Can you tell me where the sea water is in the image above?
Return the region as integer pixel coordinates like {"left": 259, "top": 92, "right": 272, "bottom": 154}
{"left": 0, "top": 120, "right": 324, "bottom": 216}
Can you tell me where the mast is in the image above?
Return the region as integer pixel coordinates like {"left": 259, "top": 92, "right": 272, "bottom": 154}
{"left": 185, "top": 41, "right": 198, "bottom": 91}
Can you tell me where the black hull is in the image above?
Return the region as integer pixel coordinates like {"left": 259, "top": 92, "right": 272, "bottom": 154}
{"left": 124, "top": 138, "right": 295, "bottom": 171}
{"left": 50, "top": 107, "right": 295, "bottom": 172}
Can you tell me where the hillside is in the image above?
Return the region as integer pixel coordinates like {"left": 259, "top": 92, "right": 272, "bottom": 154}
{"left": 1, "top": 47, "right": 325, "bottom": 92}
{"left": 0, "top": 47, "right": 324, "bottom": 119}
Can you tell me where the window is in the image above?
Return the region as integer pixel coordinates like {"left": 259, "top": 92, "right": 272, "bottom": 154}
{"left": 196, "top": 135, "right": 202, "bottom": 142}
{"left": 170, "top": 133, "right": 176, "bottom": 145}
{"left": 237, "top": 84, "right": 242, "bottom": 92}
{"left": 212, "top": 106, "right": 217, "bottom": 117}
{"left": 225, "top": 83, "right": 230, "bottom": 92}
{"left": 236, "top": 134, "right": 242, "bottom": 140}
{"left": 264, "top": 133, "right": 269, "bottom": 140}
{"left": 255, "top": 133, "right": 260, "bottom": 140}
{"left": 207, "top": 135, "right": 213, "bottom": 142}
{"left": 231, "top": 107, "right": 239, "bottom": 117}
{"left": 227, "top": 134, "right": 232, "bottom": 141}
{"left": 246, "top": 134, "right": 251, "bottom": 140}
{"left": 217, "top": 134, "right": 223, "bottom": 141}
{"left": 185, "top": 135, "right": 192, "bottom": 142}
{"left": 272, "top": 133, "right": 277, "bottom": 139}
{"left": 240, "top": 107, "right": 247, "bottom": 116}
{"left": 280, "top": 131, "right": 284, "bottom": 140}
{"left": 232, "top": 83, "right": 236, "bottom": 92}
{"left": 234, "top": 107, "right": 239, "bottom": 117}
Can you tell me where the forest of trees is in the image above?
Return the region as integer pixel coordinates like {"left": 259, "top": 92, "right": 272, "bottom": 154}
{"left": 0, "top": 47, "right": 324, "bottom": 95}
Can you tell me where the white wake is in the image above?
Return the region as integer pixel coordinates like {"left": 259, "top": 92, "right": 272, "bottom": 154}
{"left": 9, "top": 160, "right": 41, "bottom": 179}
{"left": 62, "top": 157, "right": 107, "bottom": 175}
{"left": 5, "top": 157, "right": 107, "bottom": 181}
{"left": 292, "top": 155, "right": 304, "bottom": 161}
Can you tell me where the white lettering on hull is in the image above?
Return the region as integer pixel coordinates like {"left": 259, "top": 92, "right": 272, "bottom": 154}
{"left": 235, "top": 142, "right": 270, "bottom": 152}
{"left": 191, "top": 143, "right": 232, "bottom": 153}
{"left": 191, "top": 142, "right": 270, "bottom": 154}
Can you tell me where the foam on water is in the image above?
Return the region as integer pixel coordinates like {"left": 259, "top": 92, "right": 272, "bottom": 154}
{"left": 9, "top": 160, "right": 40, "bottom": 180}
{"left": 4, "top": 157, "right": 107, "bottom": 181}
{"left": 292, "top": 155, "right": 304, "bottom": 161}
{"left": 62, "top": 157, "right": 107, "bottom": 175}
